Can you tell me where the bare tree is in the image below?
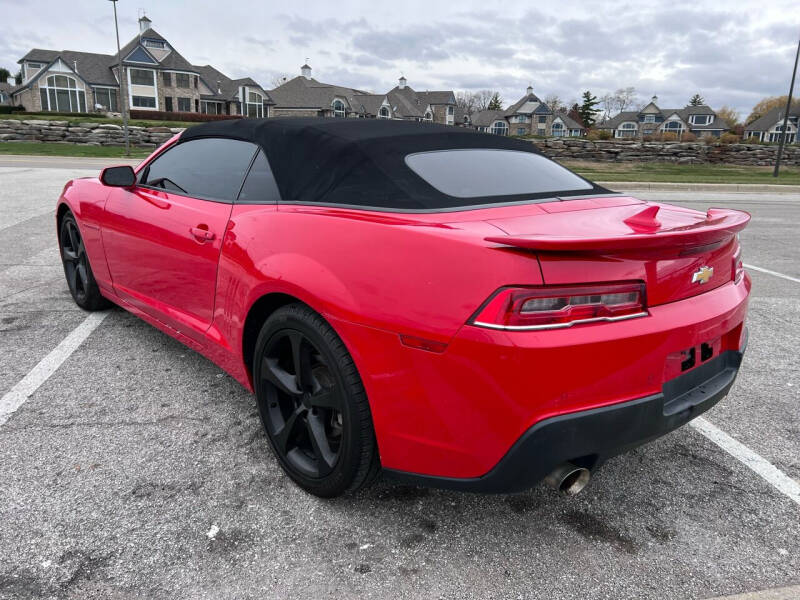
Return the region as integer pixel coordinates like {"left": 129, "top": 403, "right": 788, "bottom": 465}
{"left": 599, "top": 93, "right": 615, "bottom": 122}
{"left": 473, "top": 90, "right": 497, "bottom": 112}
{"left": 271, "top": 74, "right": 291, "bottom": 88}
{"left": 455, "top": 91, "right": 478, "bottom": 115}
{"left": 544, "top": 93, "right": 565, "bottom": 112}
{"left": 613, "top": 87, "right": 638, "bottom": 113}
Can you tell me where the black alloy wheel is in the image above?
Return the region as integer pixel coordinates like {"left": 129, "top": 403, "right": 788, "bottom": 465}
{"left": 59, "top": 212, "right": 110, "bottom": 311}
{"left": 254, "top": 304, "right": 379, "bottom": 497}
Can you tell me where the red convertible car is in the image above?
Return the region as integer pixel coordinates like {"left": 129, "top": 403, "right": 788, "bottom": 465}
{"left": 57, "top": 118, "right": 750, "bottom": 497}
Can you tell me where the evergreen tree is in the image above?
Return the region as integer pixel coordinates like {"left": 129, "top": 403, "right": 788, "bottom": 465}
{"left": 14, "top": 70, "right": 22, "bottom": 85}
{"left": 578, "top": 91, "right": 600, "bottom": 129}
{"left": 689, "top": 93, "right": 705, "bottom": 106}
{"left": 487, "top": 92, "right": 503, "bottom": 111}
{"left": 568, "top": 103, "right": 584, "bottom": 127}
{"left": 0, "top": 68, "right": 10, "bottom": 83}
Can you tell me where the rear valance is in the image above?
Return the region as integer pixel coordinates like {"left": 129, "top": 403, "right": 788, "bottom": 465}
{"left": 484, "top": 208, "right": 750, "bottom": 253}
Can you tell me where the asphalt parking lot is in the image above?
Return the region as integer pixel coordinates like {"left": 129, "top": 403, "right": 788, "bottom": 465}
{"left": 0, "top": 157, "right": 798, "bottom": 600}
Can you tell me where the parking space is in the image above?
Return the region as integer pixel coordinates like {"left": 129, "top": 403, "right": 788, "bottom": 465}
{"left": 0, "top": 161, "right": 798, "bottom": 600}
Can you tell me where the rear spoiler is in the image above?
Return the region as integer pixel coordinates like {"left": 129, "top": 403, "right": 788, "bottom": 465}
{"left": 484, "top": 208, "right": 750, "bottom": 253}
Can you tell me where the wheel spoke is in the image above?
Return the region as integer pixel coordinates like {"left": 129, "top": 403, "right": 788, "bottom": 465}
{"left": 307, "top": 388, "right": 339, "bottom": 409}
{"left": 76, "top": 263, "right": 89, "bottom": 290}
{"left": 67, "top": 224, "right": 80, "bottom": 254}
{"left": 289, "top": 331, "right": 313, "bottom": 391}
{"left": 261, "top": 356, "right": 301, "bottom": 396}
{"left": 273, "top": 406, "right": 304, "bottom": 454}
{"left": 62, "top": 245, "right": 78, "bottom": 261}
{"left": 67, "top": 263, "right": 79, "bottom": 292}
{"left": 306, "top": 413, "right": 337, "bottom": 476}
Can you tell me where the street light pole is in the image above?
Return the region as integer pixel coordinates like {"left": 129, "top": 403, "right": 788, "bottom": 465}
{"left": 110, "top": 0, "right": 130, "bottom": 157}
{"left": 773, "top": 33, "right": 800, "bottom": 178}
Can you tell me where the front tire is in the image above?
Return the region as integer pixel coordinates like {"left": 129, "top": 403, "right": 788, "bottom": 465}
{"left": 254, "top": 304, "right": 379, "bottom": 498}
{"left": 59, "top": 212, "right": 111, "bottom": 311}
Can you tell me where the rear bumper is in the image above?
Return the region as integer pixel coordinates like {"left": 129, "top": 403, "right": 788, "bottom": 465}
{"left": 386, "top": 345, "right": 745, "bottom": 493}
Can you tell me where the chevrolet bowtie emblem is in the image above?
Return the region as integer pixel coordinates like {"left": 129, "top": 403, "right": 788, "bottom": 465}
{"left": 692, "top": 266, "right": 714, "bottom": 284}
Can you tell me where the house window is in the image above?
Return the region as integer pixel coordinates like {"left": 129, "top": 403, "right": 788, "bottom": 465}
{"left": 569, "top": 129, "right": 580, "bottom": 137}
{"left": 447, "top": 106, "right": 454, "bottom": 115}
{"left": 332, "top": 99, "right": 346, "bottom": 118}
{"left": 517, "top": 127, "right": 526, "bottom": 136}
{"left": 177, "top": 97, "right": 191, "bottom": 112}
{"left": 132, "top": 95, "right": 156, "bottom": 108}
{"left": 538, "top": 115, "right": 547, "bottom": 124}
{"left": 175, "top": 73, "right": 191, "bottom": 88}
{"left": 93, "top": 88, "right": 118, "bottom": 112}
{"left": 490, "top": 121, "right": 508, "bottom": 135}
{"left": 143, "top": 39, "right": 165, "bottom": 49}
{"left": 552, "top": 122, "right": 565, "bottom": 137}
{"left": 165, "top": 97, "right": 173, "bottom": 112}
{"left": 643, "top": 114, "right": 655, "bottom": 123}
{"left": 378, "top": 106, "right": 390, "bottom": 119}
{"left": 663, "top": 121, "right": 684, "bottom": 135}
{"left": 129, "top": 68, "right": 155, "bottom": 86}
{"left": 201, "top": 101, "right": 222, "bottom": 115}
{"left": 690, "top": 115, "right": 712, "bottom": 125}
{"left": 247, "top": 90, "right": 265, "bottom": 118}
{"left": 38, "top": 74, "right": 86, "bottom": 113}
{"left": 617, "top": 122, "right": 637, "bottom": 138}
{"left": 424, "top": 110, "right": 433, "bottom": 121}
{"left": 162, "top": 72, "right": 172, "bottom": 86}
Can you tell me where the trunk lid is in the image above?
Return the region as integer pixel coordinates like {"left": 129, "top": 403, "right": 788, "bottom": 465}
{"left": 482, "top": 198, "right": 748, "bottom": 306}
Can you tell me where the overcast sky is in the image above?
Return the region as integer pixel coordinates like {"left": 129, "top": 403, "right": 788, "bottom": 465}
{"left": 2, "top": 0, "right": 798, "bottom": 118}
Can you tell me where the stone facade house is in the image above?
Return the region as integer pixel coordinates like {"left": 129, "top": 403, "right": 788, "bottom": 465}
{"left": 386, "top": 77, "right": 456, "bottom": 125}
{"left": 269, "top": 64, "right": 393, "bottom": 119}
{"left": 597, "top": 97, "right": 727, "bottom": 139}
{"left": 9, "top": 15, "right": 272, "bottom": 117}
{"left": 469, "top": 87, "right": 584, "bottom": 137}
{"left": 743, "top": 106, "right": 800, "bottom": 143}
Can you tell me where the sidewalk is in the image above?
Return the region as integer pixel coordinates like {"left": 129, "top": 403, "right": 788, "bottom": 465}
{"left": 597, "top": 181, "right": 800, "bottom": 193}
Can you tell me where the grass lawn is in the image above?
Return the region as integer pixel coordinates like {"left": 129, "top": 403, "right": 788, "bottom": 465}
{"left": 0, "top": 113, "right": 196, "bottom": 129}
{"left": 0, "top": 142, "right": 152, "bottom": 158}
{"left": 562, "top": 160, "right": 800, "bottom": 185}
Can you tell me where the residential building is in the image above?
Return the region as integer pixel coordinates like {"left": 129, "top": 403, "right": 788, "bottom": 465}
{"left": 9, "top": 14, "right": 272, "bottom": 117}
{"left": 597, "top": 96, "right": 727, "bottom": 139}
{"left": 269, "top": 64, "right": 393, "bottom": 119}
{"left": 470, "top": 86, "right": 585, "bottom": 137}
{"left": 0, "top": 81, "right": 12, "bottom": 105}
{"left": 743, "top": 106, "right": 800, "bottom": 143}
{"left": 386, "top": 76, "right": 456, "bottom": 125}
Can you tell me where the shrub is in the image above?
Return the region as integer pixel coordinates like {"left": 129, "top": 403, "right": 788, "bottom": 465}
{"left": 642, "top": 134, "right": 654, "bottom": 142}
{"left": 680, "top": 132, "right": 697, "bottom": 142}
{"left": 129, "top": 110, "right": 243, "bottom": 122}
{"left": 701, "top": 134, "right": 717, "bottom": 145}
{"left": 0, "top": 105, "right": 26, "bottom": 114}
{"left": 720, "top": 132, "right": 740, "bottom": 144}
{"left": 742, "top": 135, "right": 762, "bottom": 144}
{"left": 661, "top": 132, "right": 678, "bottom": 142}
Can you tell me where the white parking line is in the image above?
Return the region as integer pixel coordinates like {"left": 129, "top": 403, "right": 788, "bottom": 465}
{"left": 0, "top": 311, "right": 108, "bottom": 426}
{"left": 690, "top": 417, "right": 800, "bottom": 507}
{"left": 744, "top": 263, "right": 800, "bottom": 284}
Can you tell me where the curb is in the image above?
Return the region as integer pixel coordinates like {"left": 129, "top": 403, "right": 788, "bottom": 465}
{"left": 705, "top": 585, "right": 800, "bottom": 600}
{"left": 595, "top": 181, "right": 800, "bottom": 193}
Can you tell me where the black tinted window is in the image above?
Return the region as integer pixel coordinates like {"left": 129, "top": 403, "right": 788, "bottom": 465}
{"left": 140, "top": 138, "right": 257, "bottom": 202}
{"left": 405, "top": 149, "right": 593, "bottom": 198}
{"left": 237, "top": 150, "right": 281, "bottom": 203}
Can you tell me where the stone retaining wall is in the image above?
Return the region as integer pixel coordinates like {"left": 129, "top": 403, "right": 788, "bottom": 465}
{"left": 0, "top": 119, "right": 182, "bottom": 149}
{"left": 529, "top": 138, "right": 800, "bottom": 166}
{"left": 1, "top": 119, "right": 799, "bottom": 166}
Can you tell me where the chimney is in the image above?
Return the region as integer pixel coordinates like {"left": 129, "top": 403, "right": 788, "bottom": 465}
{"left": 526, "top": 85, "right": 533, "bottom": 96}
{"left": 217, "top": 80, "right": 221, "bottom": 94}
{"left": 301, "top": 63, "right": 311, "bottom": 79}
{"left": 73, "top": 60, "right": 79, "bottom": 74}
{"left": 651, "top": 94, "right": 658, "bottom": 104}
{"left": 398, "top": 75, "right": 407, "bottom": 89}
{"left": 138, "top": 14, "right": 152, "bottom": 33}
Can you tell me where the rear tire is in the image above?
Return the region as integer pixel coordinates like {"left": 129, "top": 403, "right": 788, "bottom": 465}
{"left": 59, "top": 212, "right": 111, "bottom": 311}
{"left": 253, "top": 303, "right": 380, "bottom": 498}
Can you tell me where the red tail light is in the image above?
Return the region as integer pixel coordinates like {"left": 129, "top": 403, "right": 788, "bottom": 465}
{"left": 732, "top": 242, "right": 744, "bottom": 284}
{"left": 471, "top": 282, "right": 647, "bottom": 331}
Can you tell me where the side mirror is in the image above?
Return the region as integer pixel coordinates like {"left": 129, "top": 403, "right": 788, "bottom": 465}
{"left": 100, "top": 165, "right": 136, "bottom": 187}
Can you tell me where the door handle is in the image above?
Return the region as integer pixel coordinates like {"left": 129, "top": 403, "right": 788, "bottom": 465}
{"left": 190, "top": 226, "right": 216, "bottom": 241}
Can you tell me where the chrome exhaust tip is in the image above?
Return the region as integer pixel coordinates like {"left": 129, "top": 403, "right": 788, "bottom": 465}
{"left": 545, "top": 463, "right": 591, "bottom": 495}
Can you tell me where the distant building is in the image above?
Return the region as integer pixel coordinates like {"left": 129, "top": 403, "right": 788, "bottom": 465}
{"left": 470, "top": 86, "right": 585, "bottom": 137}
{"left": 9, "top": 15, "right": 272, "bottom": 116}
{"left": 386, "top": 76, "right": 457, "bottom": 125}
{"left": 269, "top": 64, "right": 393, "bottom": 119}
{"left": 743, "top": 106, "right": 800, "bottom": 143}
{"left": 597, "top": 96, "right": 727, "bottom": 139}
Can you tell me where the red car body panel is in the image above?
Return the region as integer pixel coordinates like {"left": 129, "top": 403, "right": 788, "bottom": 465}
{"left": 56, "top": 133, "right": 751, "bottom": 484}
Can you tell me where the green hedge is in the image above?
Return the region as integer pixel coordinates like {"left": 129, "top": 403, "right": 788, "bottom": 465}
{"left": 129, "top": 110, "right": 242, "bottom": 122}
{"left": 0, "top": 105, "right": 26, "bottom": 114}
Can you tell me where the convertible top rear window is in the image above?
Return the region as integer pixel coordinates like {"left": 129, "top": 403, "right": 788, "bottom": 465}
{"left": 405, "top": 150, "right": 593, "bottom": 198}
{"left": 179, "top": 118, "right": 608, "bottom": 211}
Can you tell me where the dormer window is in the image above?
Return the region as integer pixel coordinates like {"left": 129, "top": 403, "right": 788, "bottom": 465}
{"left": 643, "top": 114, "right": 655, "bottom": 123}
{"left": 143, "top": 39, "right": 165, "bottom": 49}
{"left": 424, "top": 111, "right": 433, "bottom": 121}
{"left": 332, "top": 99, "right": 346, "bottom": 118}
{"left": 690, "top": 114, "right": 712, "bottom": 126}
{"left": 378, "top": 106, "right": 390, "bottom": 119}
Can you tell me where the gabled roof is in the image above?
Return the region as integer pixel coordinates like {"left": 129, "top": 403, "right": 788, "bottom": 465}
{"left": 504, "top": 92, "right": 547, "bottom": 116}
{"left": 415, "top": 90, "right": 455, "bottom": 106}
{"left": 115, "top": 27, "right": 197, "bottom": 73}
{"left": 745, "top": 105, "right": 800, "bottom": 132}
{"left": 194, "top": 64, "right": 272, "bottom": 103}
{"left": 350, "top": 94, "right": 388, "bottom": 116}
{"left": 387, "top": 86, "right": 425, "bottom": 118}
{"left": 553, "top": 112, "right": 584, "bottom": 130}
{"left": 597, "top": 110, "right": 638, "bottom": 129}
{"left": 15, "top": 49, "right": 118, "bottom": 90}
{"left": 470, "top": 109, "right": 506, "bottom": 128}
{"left": 269, "top": 75, "right": 370, "bottom": 112}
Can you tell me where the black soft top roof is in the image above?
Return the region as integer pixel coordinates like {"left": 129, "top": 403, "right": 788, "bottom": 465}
{"left": 181, "top": 118, "right": 606, "bottom": 210}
